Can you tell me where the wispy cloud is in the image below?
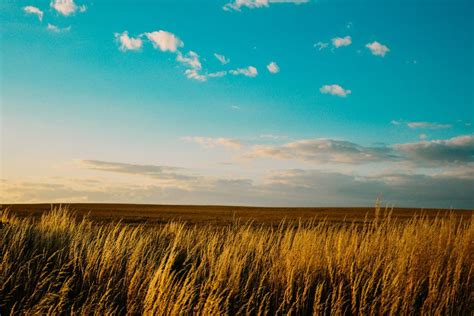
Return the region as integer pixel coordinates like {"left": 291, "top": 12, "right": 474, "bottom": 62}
{"left": 208, "top": 71, "right": 228, "bottom": 78}
{"left": 223, "top": 0, "right": 310, "bottom": 11}
{"left": 407, "top": 121, "right": 452, "bottom": 129}
{"left": 50, "top": 0, "right": 86, "bottom": 16}
{"left": 391, "top": 120, "right": 452, "bottom": 129}
{"left": 181, "top": 136, "right": 244, "bottom": 149}
{"left": 320, "top": 84, "right": 351, "bottom": 97}
{"left": 242, "top": 138, "right": 394, "bottom": 164}
{"left": 23, "top": 6, "right": 43, "bottom": 21}
{"left": 47, "top": 23, "right": 71, "bottom": 33}
{"left": 259, "top": 134, "right": 288, "bottom": 140}
{"left": 114, "top": 31, "right": 143, "bottom": 51}
{"left": 366, "top": 41, "right": 390, "bottom": 57}
{"left": 78, "top": 160, "right": 195, "bottom": 180}
{"left": 177, "top": 51, "right": 202, "bottom": 70}
{"left": 332, "top": 36, "right": 351, "bottom": 48}
{"left": 214, "top": 53, "right": 230, "bottom": 65}
{"left": 184, "top": 69, "right": 207, "bottom": 82}
{"left": 229, "top": 66, "right": 258, "bottom": 77}
{"left": 390, "top": 120, "right": 402, "bottom": 126}
{"left": 314, "top": 41, "right": 328, "bottom": 51}
{"left": 144, "top": 30, "right": 183, "bottom": 52}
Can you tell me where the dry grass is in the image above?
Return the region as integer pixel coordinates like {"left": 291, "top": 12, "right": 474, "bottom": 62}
{"left": 0, "top": 206, "right": 473, "bottom": 315}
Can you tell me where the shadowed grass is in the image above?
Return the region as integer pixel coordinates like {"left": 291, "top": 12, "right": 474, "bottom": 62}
{"left": 0, "top": 207, "right": 472, "bottom": 315}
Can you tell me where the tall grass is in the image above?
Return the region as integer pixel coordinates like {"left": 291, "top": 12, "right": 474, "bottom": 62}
{"left": 1, "top": 207, "right": 472, "bottom": 315}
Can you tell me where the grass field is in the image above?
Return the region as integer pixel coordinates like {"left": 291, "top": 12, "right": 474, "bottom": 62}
{"left": 1, "top": 203, "right": 472, "bottom": 225}
{"left": 0, "top": 204, "right": 473, "bottom": 314}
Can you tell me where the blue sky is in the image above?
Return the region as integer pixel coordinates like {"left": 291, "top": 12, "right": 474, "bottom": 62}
{"left": 1, "top": 0, "right": 473, "bottom": 208}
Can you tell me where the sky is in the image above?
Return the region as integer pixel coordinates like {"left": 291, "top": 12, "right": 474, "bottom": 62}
{"left": 1, "top": 0, "right": 473, "bottom": 208}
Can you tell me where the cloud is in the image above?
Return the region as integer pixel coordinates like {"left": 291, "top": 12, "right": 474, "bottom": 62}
{"left": 23, "top": 6, "right": 43, "bottom": 21}
{"left": 184, "top": 69, "right": 207, "bottom": 82}
{"left": 264, "top": 169, "right": 474, "bottom": 208}
{"left": 50, "top": 0, "right": 85, "bottom": 16}
{"left": 391, "top": 120, "right": 452, "bottom": 130}
{"left": 391, "top": 120, "right": 402, "bottom": 125}
{"left": 208, "top": 71, "right": 228, "bottom": 78}
{"left": 47, "top": 23, "right": 71, "bottom": 32}
{"left": 331, "top": 36, "right": 351, "bottom": 48}
{"left": 78, "top": 160, "right": 195, "bottom": 181}
{"left": 259, "top": 134, "right": 288, "bottom": 140}
{"left": 314, "top": 42, "right": 328, "bottom": 51}
{"left": 366, "top": 41, "right": 390, "bottom": 57}
{"left": 395, "top": 135, "right": 474, "bottom": 164}
{"left": 419, "top": 133, "right": 428, "bottom": 140}
{"left": 240, "top": 135, "right": 474, "bottom": 167}
{"left": 177, "top": 51, "right": 202, "bottom": 70}
{"left": 144, "top": 30, "right": 183, "bottom": 52}
{"left": 229, "top": 66, "right": 258, "bottom": 77}
{"left": 320, "top": 84, "right": 351, "bottom": 97}
{"left": 407, "top": 121, "right": 452, "bottom": 129}
{"left": 243, "top": 138, "right": 395, "bottom": 164}
{"left": 182, "top": 136, "right": 243, "bottom": 149}
{"left": 4, "top": 166, "right": 473, "bottom": 208}
{"left": 267, "top": 62, "right": 280, "bottom": 74}
{"left": 114, "top": 31, "right": 143, "bottom": 52}
{"left": 223, "top": 0, "right": 310, "bottom": 11}
{"left": 214, "top": 53, "right": 230, "bottom": 65}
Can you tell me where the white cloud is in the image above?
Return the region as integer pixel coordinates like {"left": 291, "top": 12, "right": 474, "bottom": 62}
{"left": 23, "top": 6, "right": 43, "bottom": 21}
{"left": 182, "top": 136, "right": 243, "bottom": 149}
{"left": 391, "top": 120, "right": 402, "bottom": 125}
{"left": 391, "top": 120, "right": 452, "bottom": 130}
{"left": 47, "top": 23, "right": 71, "bottom": 33}
{"left": 50, "top": 0, "right": 84, "bottom": 16}
{"left": 208, "top": 71, "right": 228, "bottom": 78}
{"left": 214, "top": 53, "right": 230, "bottom": 65}
{"left": 114, "top": 31, "right": 143, "bottom": 52}
{"left": 144, "top": 30, "right": 183, "bottom": 52}
{"left": 366, "top": 41, "right": 390, "bottom": 57}
{"left": 259, "top": 134, "right": 288, "bottom": 140}
{"left": 223, "top": 0, "right": 310, "bottom": 11}
{"left": 419, "top": 134, "right": 428, "bottom": 140}
{"left": 229, "top": 66, "right": 258, "bottom": 77}
{"left": 243, "top": 138, "right": 393, "bottom": 164}
{"left": 407, "top": 122, "right": 452, "bottom": 129}
{"left": 177, "top": 51, "right": 202, "bottom": 70}
{"left": 331, "top": 36, "right": 352, "bottom": 48}
{"left": 320, "top": 84, "right": 351, "bottom": 97}
{"left": 184, "top": 69, "right": 207, "bottom": 82}
{"left": 267, "top": 61, "right": 280, "bottom": 74}
{"left": 314, "top": 41, "right": 328, "bottom": 51}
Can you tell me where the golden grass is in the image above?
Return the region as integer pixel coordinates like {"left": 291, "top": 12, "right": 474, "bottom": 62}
{"left": 0, "top": 207, "right": 473, "bottom": 315}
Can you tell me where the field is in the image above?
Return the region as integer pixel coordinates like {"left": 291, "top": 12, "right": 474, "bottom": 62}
{"left": 2, "top": 203, "right": 472, "bottom": 225}
{"left": 0, "top": 203, "right": 473, "bottom": 314}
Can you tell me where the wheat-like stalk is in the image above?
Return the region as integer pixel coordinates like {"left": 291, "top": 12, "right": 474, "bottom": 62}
{"left": 0, "top": 207, "right": 472, "bottom": 315}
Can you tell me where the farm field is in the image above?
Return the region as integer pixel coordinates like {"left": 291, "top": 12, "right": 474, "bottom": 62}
{"left": 0, "top": 204, "right": 472, "bottom": 314}
{"left": 1, "top": 203, "right": 472, "bottom": 225}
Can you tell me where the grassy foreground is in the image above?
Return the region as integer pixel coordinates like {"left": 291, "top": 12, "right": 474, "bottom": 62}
{"left": 0, "top": 207, "right": 473, "bottom": 315}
